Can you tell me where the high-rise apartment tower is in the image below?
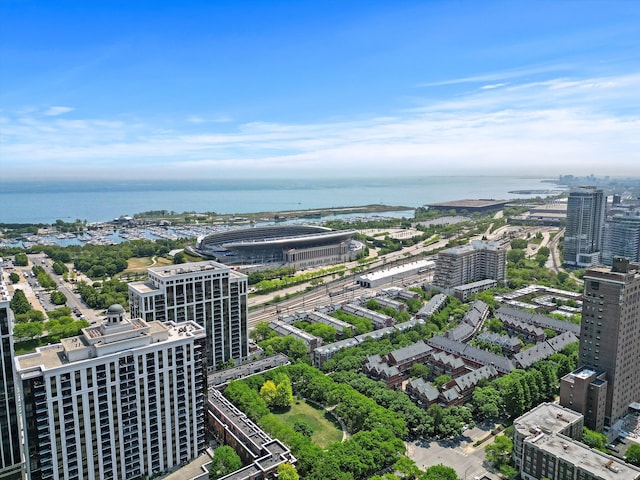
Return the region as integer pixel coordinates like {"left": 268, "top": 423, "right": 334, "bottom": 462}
{"left": 15, "top": 305, "right": 207, "bottom": 480}
{"left": 433, "top": 240, "right": 506, "bottom": 289}
{"left": 602, "top": 211, "right": 640, "bottom": 266}
{"left": 560, "top": 258, "right": 640, "bottom": 429}
{"left": 0, "top": 271, "right": 24, "bottom": 480}
{"left": 128, "top": 261, "right": 248, "bottom": 369}
{"left": 563, "top": 186, "right": 605, "bottom": 267}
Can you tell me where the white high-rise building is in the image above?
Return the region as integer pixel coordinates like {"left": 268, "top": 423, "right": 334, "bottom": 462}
{"left": 15, "top": 304, "right": 206, "bottom": 480}
{"left": 433, "top": 240, "right": 506, "bottom": 289}
{"left": 0, "top": 270, "right": 24, "bottom": 480}
{"left": 128, "top": 261, "right": 248, "bottom": 369}
{"left": 601, "top": 210, "right": 640, "bottom": 266}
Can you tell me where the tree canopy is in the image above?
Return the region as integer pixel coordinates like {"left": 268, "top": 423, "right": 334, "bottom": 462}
{"left": 626, "top": 444, "right": 640, "bottom": 467}
{"left": 209, "top": 446, "right": 242, "bottom": 479}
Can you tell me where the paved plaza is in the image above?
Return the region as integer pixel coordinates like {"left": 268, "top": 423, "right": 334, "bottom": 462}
{"left": 406, "top": 420, "right": 504, "bottom": 480}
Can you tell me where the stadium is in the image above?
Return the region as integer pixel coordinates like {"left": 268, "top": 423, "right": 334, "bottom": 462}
{"left": 194, "top": 225, "right": 363, "bottom": 268}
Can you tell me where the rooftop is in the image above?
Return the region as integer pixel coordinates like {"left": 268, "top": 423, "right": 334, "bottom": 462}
{"left": 514, "top": 403, "right": 583, "bottom": 436}
{"left": 16, "top": 315, "right": 204, "bottom": 373}
{"left": 148, "top": 260, "right": 230, "bottom": 277}
{"left": 356, "top": 259, "right": 435, "bottom": 282}
{"left": 535, "top": 435, "right": 640, "bottom": 480}
{"left": 515, "top": 404, "right": 640, "bottom": 480}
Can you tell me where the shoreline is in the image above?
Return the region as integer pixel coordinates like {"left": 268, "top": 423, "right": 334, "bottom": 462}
{"left": 0, "top": 204, "right": 415, "bottom": 249}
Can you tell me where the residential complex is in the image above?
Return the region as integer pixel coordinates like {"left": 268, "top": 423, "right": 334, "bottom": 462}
{"left": 14, "top": 304, "right": 207, "bottom": 480}
{"left": 433, "top": 240, "right": 506, "bottom": 289}
{"left": 207, "top": 388, "right": 296, "bottom": 480}
{"left": 128, "top": 261, "right": 249, "bottom": 369}
{"left": 563, "top": 186, "right": 606, "bottom": 267}
{"left": 513, "top": 403, "right": 640, "bottom": 480}
{"left": 0, "top": 272, "right": 24, "bottom": 480}
{"left": 560, "top": 258, "right": 640, "bottom": 429}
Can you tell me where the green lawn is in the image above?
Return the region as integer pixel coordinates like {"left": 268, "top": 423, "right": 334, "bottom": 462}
{"left": 274, "top": 400, "right": 343, "bottom": 448}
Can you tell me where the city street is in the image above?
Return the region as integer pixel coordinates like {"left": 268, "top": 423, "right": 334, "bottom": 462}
{"left": 406, "top": 420, "right": 504, "bottom": 480}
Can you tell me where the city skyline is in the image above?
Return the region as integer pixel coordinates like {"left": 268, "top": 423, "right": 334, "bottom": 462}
{"left": 1, "top": 1, "right": 640, "bottom": 180}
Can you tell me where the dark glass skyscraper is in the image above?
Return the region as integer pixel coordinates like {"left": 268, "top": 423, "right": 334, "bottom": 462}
{"left": 563, "top": 186, "right": 605, "bottom": 267}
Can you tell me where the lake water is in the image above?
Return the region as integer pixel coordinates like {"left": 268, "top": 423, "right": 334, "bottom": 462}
{"left": 0, "top": 176, "right": 560, "bottom": 224}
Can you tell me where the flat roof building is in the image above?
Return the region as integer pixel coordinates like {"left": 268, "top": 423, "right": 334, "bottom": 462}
{"left": 356, "top": 260, "right": 435, "bottom": 288}
{"left": 15, "top": 305, "right": 207, "bottom": 480}
{"left": 453, "top": 279, "right": 497, "bottom": 301}
{"left": 560, "top": 258, "right": 640, "bottom": 429}
{"left": 434, "top": 240, "right": 506, "bottom": 289}
{"left": 207, "top": 388, "right": 295, "bottom": 480}
{"left": 129, "top": 260, "right": 248, "bottom": 369}
{"left": 513, "top": 403, "right": 640, "bottom": 480}
{"left": 426, "top": 199, "right": 509, "bottom": 213}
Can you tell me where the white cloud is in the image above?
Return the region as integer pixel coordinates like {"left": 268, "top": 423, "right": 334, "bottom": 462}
{"left": 187, "top": 114, "right": 233, "bottom": 124}
{"left": 481, "top": 82, "right": 510, "bottom": 90}
{"left": 418, "top": 63, "right": 572, "bottom": 87}
{"left": 2, "top": 71, "right": 639, "bottom": 179}
{"left": 43, "top": 106, "right": 74, "bottom": 116}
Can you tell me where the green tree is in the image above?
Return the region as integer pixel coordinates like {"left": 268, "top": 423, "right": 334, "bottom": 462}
{"left": 485, "top": 435, "right": 513, "bottom": 468}
{"left": 409, "top": 363, "right": 430, "bottom": 380}
{"left": 9, "top": 272, "right": 19, "bottom": 283}
{"left": 510, "top": 238, "right": 528, "bottom": 250}
{"left": 485, "top": 317, "right": 505, "bottom": 334}
{"left": 499, "top": 464, "right": 518, "bottom": 479}
{"left": 472, "top": 386, "right": 502, "bottom": 419}
{"left": 507, "top": 249, "right": 525, "bottom": 264}
{"left": 9, "top": 289, "right": 31, "bottom": 315}
{"left": 14, "top": 252, "right": 28, "bottom": 266}
{"left": 209, "top": 445, "right": 242, "bottom": 479}
{"left": 433, "top": 374, "right": 451, "bottom": 389}
{"left": 274, "top": 375, "right": 294, "bottom": 409}
{"left": 304, "top": 323, "right": 337, "bottom": 343}
{"left": 394, "top": 456, "right": 420, "bottom": 479}
{"left": 260, "top": 380, "right": 278, "bottom": 408}
{"left": 277, "top": 463, "right": 300, "bottom": 480}
{"left": 626, "top": 444, "right": 640, "bottom": 466}
{"left": 224, "top": 380, "right": 269, "bottom": 422}
{"left": 502, "top": 377, "right": 526, "bottom": 417}
{"left": 250, "top": 321, "right": 274, "bottom": 342}
{"left": 293, "top": 420, "right": 313, "bottom": 438}
{"left": 14, "top": 310, "right": 45, "bottom": 323}
{"left": 582, "top": 427, "right": 607, "bottom": 451}
{"left": 173, "top": 251, "right": 187, "bottom": 264}
{"left": 52, "top": 261, "right": 69, "bottom": 275}
{"left": 50, "top": 290, "right": 67, "bottom": 305}
{"left": 419, "top": 464, "right": 460, "bottom": 480}
{"left": 13, "top": 322, "right": 43, "bottom": 341}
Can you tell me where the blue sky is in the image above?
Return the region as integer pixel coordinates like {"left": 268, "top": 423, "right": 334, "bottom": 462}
{"left": 1, "top": 0, "right": 639, "bottom": 180}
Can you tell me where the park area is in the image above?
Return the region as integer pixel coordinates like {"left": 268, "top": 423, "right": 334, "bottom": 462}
{"left": 273, "top": 400, "right": 344, "bottom": 448}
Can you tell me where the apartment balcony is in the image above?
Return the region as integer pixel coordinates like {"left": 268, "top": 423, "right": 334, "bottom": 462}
{"left": 41, "top": 467, "right": 54, "bottom": 479}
